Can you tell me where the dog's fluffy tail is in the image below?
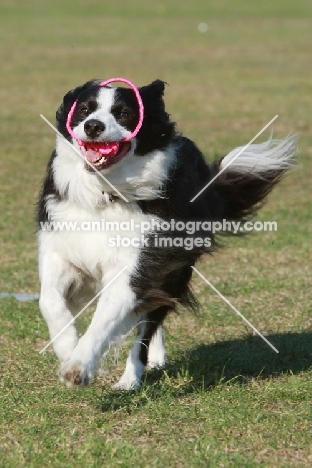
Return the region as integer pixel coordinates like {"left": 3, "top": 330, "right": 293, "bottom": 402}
{"left": 212, "top": 135, "right": 297, "bottom": 221}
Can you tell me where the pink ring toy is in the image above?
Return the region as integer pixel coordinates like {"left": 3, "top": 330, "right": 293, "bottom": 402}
{"left": 66, "top": 77, "right": 144, "bottom": 147}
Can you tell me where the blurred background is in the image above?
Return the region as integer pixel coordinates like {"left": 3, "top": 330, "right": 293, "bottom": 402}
{"left": 0, "top": 0, "right": 311, "bottom": 294}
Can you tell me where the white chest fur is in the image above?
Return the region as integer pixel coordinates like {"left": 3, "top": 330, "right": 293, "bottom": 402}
{"left": 39, "top": 199, "right": 150, "bottom": 281}
{"left": 54, "top": 136, "right": 176, "bottom": 204}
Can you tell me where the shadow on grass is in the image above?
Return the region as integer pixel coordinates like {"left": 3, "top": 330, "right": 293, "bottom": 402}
{"left": 98, "top": 331, "right": 312, "bottom": 412}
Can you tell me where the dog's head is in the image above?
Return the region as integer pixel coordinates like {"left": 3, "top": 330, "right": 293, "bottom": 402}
{"left": 56, "top": 79, "right": 176, "bottom": 172}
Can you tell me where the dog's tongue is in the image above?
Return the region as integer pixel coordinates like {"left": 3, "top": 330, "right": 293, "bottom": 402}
{"left": 80, "top": 142, "right": 120, "bottom": 162}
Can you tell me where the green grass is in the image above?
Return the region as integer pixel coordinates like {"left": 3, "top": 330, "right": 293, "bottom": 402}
{"left": 0, "top": 1, "right": 312, "bottom": 466}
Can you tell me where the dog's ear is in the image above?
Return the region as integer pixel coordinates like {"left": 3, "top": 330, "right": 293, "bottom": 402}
{"left": 56, "top": 79, "right": 100, "bottom": 124}
{"left": 139, "top": 80, "right": 167, "bottom": 115}
{"left": 139, "top": 80, "right": 166, "bottom": 101}
{"left": 135, "top": 80, "right": 175, "bottom": 155}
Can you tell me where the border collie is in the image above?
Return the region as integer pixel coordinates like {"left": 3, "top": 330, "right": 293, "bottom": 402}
{"left": 37, "top": 79, "right": 296, "bottom": 389}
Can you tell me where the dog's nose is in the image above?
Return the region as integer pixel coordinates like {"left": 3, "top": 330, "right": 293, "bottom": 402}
{"left": 84, "top": 119, "right": 105, "bottom": 137}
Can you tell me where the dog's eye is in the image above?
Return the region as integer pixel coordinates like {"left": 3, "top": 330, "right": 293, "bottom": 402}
{"left": 79, "top": 105, "right": 89, "bottom": 116}
{"left": 120, "top": 110, "right": 130, "bottom": 119}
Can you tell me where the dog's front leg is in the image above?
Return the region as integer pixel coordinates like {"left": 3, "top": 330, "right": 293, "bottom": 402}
{"left": 39, "top": 252, "right": 79, "bottom": 363}
{"left": 59, "top": 269, "right": 139, "bottom": 388}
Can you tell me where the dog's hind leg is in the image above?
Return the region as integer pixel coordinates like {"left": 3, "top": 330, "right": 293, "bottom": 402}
{"left": 147, "top": 325, "right": 166, "bottom": 369}
{"left": 113, "top": 306, "right": 169, "bottom": 390}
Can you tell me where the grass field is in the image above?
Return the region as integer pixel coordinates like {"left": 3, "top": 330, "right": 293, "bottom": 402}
{"left": 0, "top": 1, "right": 311, "bottom": 466}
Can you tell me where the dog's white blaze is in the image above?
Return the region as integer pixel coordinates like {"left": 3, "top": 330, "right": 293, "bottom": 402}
{"left": 74, "top": 87, "right": 131, "bottom": 142}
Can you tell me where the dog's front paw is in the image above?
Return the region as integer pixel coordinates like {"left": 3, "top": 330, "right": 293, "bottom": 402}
{"left": 113, "top": 376, "right": 141, "bottom": 391}
{"left": 59, "top": 361, "right": 93, "bottom": 388}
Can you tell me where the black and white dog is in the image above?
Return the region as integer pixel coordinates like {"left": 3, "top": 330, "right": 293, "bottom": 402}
{"left": 37, "top": 79, "right": 296, "bottom": 389}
